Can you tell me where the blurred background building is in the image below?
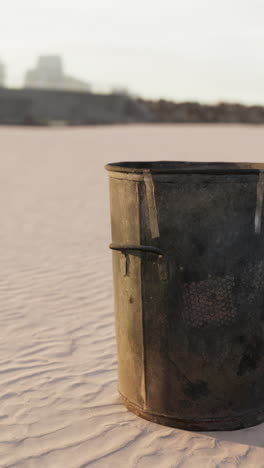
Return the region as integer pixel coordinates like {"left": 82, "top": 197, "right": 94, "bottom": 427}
{"left": 0, "top": 59, "right": 6, "bottom": 87}
{"left": 24, "top": 55, "right": 91, "bottom": 92}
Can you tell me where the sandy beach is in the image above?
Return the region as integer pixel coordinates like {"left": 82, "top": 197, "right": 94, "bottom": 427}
{"left": 1, "top": 124, "right": 264, "bottom": 467}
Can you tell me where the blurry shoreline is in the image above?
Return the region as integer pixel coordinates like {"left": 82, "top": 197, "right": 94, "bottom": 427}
{"left": 2, "top": 87, "right": 264, "bottom": 126}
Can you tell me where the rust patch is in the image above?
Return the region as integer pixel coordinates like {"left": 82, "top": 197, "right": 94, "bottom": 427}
{"left": 184, "top": 380, "right": 209, "bottom": 400}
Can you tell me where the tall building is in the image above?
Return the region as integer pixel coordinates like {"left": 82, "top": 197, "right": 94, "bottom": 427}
{"left": 24, "top": 55, "right": 90, "bottom": 92}
{"left": 0, "top": 60, "right": 5, "bottom": 87}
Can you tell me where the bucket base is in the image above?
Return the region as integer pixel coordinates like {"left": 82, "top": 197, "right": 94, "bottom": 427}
{"left": 120, "top": 393, "right": 264, "bottom": 431}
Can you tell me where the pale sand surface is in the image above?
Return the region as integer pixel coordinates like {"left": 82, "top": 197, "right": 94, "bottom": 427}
{"left": 1, "top": 125, "right": 264, "bottom": 467}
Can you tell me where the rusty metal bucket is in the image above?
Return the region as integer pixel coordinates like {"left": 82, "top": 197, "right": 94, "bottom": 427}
{"left": 105, "top": 161, "right": 264, "bottom": 431}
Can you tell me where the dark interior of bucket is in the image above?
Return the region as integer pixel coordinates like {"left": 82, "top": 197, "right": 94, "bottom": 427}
{"left": 105, "top": 161, "right": 264, "bottom": 174}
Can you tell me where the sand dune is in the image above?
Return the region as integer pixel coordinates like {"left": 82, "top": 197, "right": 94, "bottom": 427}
{"left": 1, "top": 125, "right": 264, "bottom": 467}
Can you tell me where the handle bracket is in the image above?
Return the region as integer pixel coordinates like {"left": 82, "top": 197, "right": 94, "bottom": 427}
{"left": 109, "top": 243, "right": 164, "bottom": 256}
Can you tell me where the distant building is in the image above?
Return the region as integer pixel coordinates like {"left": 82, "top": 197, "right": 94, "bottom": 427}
{"left": 0, "top": 60, "right": 6, "bottom": 87}
{"left": 24, "top": 55, "right": 90, "bottom": 92}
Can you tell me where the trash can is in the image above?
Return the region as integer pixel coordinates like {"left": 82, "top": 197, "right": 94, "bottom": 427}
{"left": 105, "top": 161, "right": 264, "bottom": 431}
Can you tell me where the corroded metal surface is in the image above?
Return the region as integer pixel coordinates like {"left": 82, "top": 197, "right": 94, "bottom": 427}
{"left": 106, "top": 161, "right": 264, "bottom": 431}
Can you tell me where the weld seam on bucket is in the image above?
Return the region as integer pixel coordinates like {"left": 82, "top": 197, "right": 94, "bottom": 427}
{"left": 143, "top": 171, "right": 160, "bottom": 239}
{"left": 255, "top": 173, "right": 264, "bottom": 234}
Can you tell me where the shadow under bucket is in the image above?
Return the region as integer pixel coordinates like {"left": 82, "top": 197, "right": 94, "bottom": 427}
{"left": 106, "top": 161, "right": 264, "bottom": 431}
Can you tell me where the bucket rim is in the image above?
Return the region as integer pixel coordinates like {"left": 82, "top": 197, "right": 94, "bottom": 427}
{"left": 105, "top": 161, "right": 264, "bottom": 174}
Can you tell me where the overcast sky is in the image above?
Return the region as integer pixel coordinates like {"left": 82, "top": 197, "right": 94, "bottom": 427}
{"left": 1, "top": 0, "right": 264, "bottom": 103}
